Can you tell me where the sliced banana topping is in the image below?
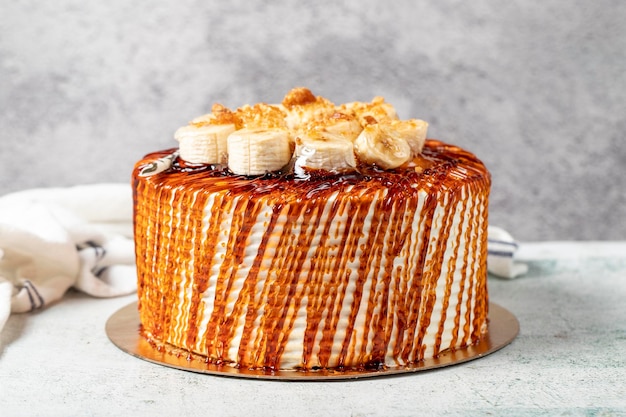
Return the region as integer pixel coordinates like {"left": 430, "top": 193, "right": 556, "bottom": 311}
{"left": 171, "top": 87, "right": 429, "bottom": 175}
{"left": 295, "top": 130, "right": 356, "bottom": 173}
{"left": 175, "top": 123, "right": 236, "bottom": 165}
{"left": 282, "top": 87, "right": 336, "bottom": 130}
{"left": 236, "top": 103, "right": 287, "bottom": 129}
{"left": 190, "top": 103, "right": 238, "bottom": 126}
{"left": 227, "top": 128, "right": 293, "bottom": 176}
{"left": 312, "top": 112, "right": 363, "bottom": 142}
{"left": 382, "top": 119, "right": 429, "bottom": 156}
{"left": 353, "top": 123, "right": 412, "bottom": 170}
{"left": 341, "top": 96, "right": 398, "bottom": 125}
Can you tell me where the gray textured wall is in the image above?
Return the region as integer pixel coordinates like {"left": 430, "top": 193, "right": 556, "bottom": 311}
{"left": 1, "top": 1, "right": 625, "bottom": 241}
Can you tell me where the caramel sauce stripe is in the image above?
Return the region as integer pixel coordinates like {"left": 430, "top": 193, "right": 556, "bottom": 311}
{"left": 418, "top": 190, "right": 459, "bottom": 359}
{"left": 461, "top": 183, "right": 490, "bottom": 346}
{"left": 176, "top": 188, "right": 206, "bottom": 351}
{"left": 187, "top": 191, "right": 221, "bottom": 354}
{"left": 151, "top": 184, "right": 171, "bottom": 339}
{"left": 133, "top": 178, "right": 152, "bottom": 329}
{"left": 461, "top": 189, "right": 479, "bottom": 347}
{"left": 192, "top": 192, "right": 228, "bottom": 358}
{"left": 432, "top": 185, "right": 467, "bottom": 356}
{"left": 370, "top": 191, "right": 406, "bottom": 365}
{"left": 250, "top": 200, "right": 313, "bottom": 368}
{"left": 259, "top": 200, "right": 311, "bottom": 369}
{"left": 168, "top": 188, "right": 191, "bottom": 349}
{"left": 235, "top": 201, "right": 283, "bottom": 367}
{"left": 399, "top": 189, "right": 437, "bottom": 363}
{"left": 408, "top": 178, "right": 447, "bottom": 361}
{"left": 300, "top": 194, "right": 343, "bottom": 368}
{"left": 377, "top": 191, "right": 418, "bottom": 366}
{"left": 351, "top": 191, "right": 389, "bottom": 366}
{"left": 450, "top": 184, "right": 473, "bottom": 349}
{"left": 185, "top": 190, "right": 222, "bottom": 354}
{"left": 471, "top": 182, "right": 490, "bottom": 340}
{"left": 309, "top": 189, "right": 360, "bottom": 368}
{"left": 324, "top": 189, "right": 375, "bottom": 368}
{"left": 390, "top": 192, "right": 423, "bottom": 364}
{"left": 201, "top": 194, "right": 253, "bottom": 361}
{"left": 307, "top": 188, "right": 366, "bottom": 369}
{"left": 217, "top": 196, "right": 266, "bottom": 362}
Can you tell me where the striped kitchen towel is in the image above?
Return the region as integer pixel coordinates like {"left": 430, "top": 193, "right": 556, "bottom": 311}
{"left": 0, "top": 184, "right": 136, "bottom": 333}
{"left": 487, "top": 226, "right": 529, "bottom": 279}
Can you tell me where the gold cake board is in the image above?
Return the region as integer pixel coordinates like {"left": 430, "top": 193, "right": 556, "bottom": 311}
{"left": 106, "top": 302, "right": 518, "bottom": 381}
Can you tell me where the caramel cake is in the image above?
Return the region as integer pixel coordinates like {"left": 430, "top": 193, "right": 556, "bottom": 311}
{"left": 132, "top": 88, "right": 491, "bottom": 371}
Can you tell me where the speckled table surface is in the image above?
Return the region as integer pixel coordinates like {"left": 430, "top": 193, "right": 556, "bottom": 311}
{"left": 1, "top": 242, "right": 625, "bottom": 417}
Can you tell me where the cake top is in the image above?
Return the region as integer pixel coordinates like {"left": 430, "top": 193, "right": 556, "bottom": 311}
{"left": 170, "top": 87, "right": 429, "bottom": 176}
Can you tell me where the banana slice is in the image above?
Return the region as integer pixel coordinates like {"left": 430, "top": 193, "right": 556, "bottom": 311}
{"left": 294, "top": 130, "right": 356, "bottom": 173}
{"left": 353, "top": 123, "right": 412, "bottom": 170}
{"left": 190, "top": 103, "right": 237, "bottom": 126}
{"left": 174, "top": 123, "right": 236, "bottom": 165}
{"left": 314, "top": 112, "right": 362, "bottom": 142}
{"left": 341, "top": 96, "right": 398, "bottom": 125}
{"left": 282, "top": 87, "right": 336, "bottom": 130}
{"left": 384, "top": 119, "right": 429, "bottom": 156}
{"left": 227, "top": 128, "right": 293, "bottom": 176}
{"left": 236, "top": 103, "right": 287, "bottom": 129}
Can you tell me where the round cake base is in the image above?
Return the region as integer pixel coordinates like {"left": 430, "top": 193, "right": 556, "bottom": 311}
{"left": 106, "top": 302, "right": 518, "bottom": 381}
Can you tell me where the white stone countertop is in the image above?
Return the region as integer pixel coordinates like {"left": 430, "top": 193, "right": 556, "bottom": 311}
{"left": 1, "top": 242, "right": 625, "bottom": 416}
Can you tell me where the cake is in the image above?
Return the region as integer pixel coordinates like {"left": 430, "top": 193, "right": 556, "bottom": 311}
{"left": 132, "top": 87, "right": 491, "bottom": 372}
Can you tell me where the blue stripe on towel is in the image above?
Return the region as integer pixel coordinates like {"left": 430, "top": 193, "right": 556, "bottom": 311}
{"left": 23, "top": 280, "right": 44, "bottom": 310}
{"left": 487, "top": 238, "right": 519, "bottom": 248}
{"left": 487, "top": 250, "right": 514, "bottom": 258}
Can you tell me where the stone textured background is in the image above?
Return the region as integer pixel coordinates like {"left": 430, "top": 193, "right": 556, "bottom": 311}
{"left": 1, "top": 1, "right": 624, "bottom": 241}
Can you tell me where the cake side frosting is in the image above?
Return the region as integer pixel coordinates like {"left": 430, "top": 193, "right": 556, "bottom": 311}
{"left": 133, "top": 140, "right": 490, "bottom": 370}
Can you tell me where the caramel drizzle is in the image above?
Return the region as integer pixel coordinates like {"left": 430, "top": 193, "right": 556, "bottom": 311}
{"left": 133, "top": 140, "right": 491, "bottom": 370}
{"left": 449, "top": 185, "right": 472, "bottom": 349}
{"left": 306, "top": 193, "right": 359, "bottom": 368}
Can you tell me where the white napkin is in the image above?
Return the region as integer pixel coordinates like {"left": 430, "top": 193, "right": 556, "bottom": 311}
{"left": 0, "top": 184, "right": 137, "bottom": 333}
{"left": 487, "top": 226, "right": 529, "bottom": 279}
{"left": 0, "top": 183, "right": 526, "bottom": 334}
